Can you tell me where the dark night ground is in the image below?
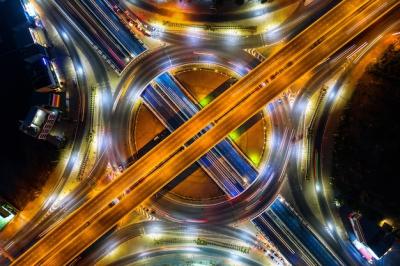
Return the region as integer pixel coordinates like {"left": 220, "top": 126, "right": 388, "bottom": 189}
{"left": 333, "top": 44, "right": 400, "bottom": 224}
{"left": 0, "top": 1, "right": 58, "bottom": 210}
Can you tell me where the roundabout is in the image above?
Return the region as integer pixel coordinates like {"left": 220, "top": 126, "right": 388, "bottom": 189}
{"left": 110, "top": 45, "right": 291, "bottom": 223}
{"left": 3, "top": 1, "right": 399, "bottom": 265}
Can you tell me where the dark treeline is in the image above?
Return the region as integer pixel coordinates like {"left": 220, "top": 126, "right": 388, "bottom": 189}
{"left": 332, "top": 44, "right": 400, "bottom": 222}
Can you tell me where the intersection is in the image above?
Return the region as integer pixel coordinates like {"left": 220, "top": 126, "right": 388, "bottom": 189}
{"left": 1, "top": 0, "right": 399, "bottom": 265}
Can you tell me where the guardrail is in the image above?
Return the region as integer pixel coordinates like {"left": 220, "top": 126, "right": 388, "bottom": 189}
{"left": 77, "top": 86, "right": 96, "bottom": 180}
{"left": 304, "top": 86, "right": 327, "bottom": 180}
{"left": 162, "top": 21, "right": 257, "bottom": 33}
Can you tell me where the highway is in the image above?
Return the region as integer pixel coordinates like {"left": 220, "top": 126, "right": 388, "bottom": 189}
{"left": 283, "top": 13, "right": 400, "bottom": 266}
{"left": 51, "top": 0, "right": 146, "bottom": 72}
{"left": 109, "top": 0, "right": 379, "bottom": 225}
{"left": 98, "top": 0, "right": 262, "bottom": 197}
{"left": 77, "top": 221, "right": 270, "bottom": 265}
{"left": 0, "top": 0, "right": 113, "bottom": 262}
{"left": 253, "top": 195, "right": 343, "bottom": 265}
{"left": 290, "top": 14, "right": 400, "bottom": 266}
{"left": 12, "top": 0, "right": 400, "bottom": 265}
{"left": 140, "top": 70, "right": 327, "bottom": 265}
{"left": 0, "top": 1, "right": 229, "bottom": 260}
{"left": 79, "top": 0, "right": 146, "bottom": 56}
{"left": 4, "top": 0, "right": 364, "bottom": 264}
{"left": 142, "top": 73, "right": 258, "bottom": 196}
{"left": 124, "top": 0, "right": 342, "bottom": 48}
{"left": 110, "top": 0, "right": 373, "bottom": 172}
{"left": 253, "top": 212, "right": 311, "bottom": 265}
{"left": 267, "top": 197, "right": 340, "bottom": 265}
{"left": 110, "top": 45, "right": 289, "bottom": 224}
{"left": 143, "top": 79, "right": 333, "bottom": 265}
{"left": 104, "top": 0, "right": 261, "bottom": 196}
{"left": 290, "top": 53, "right": 367, "bottom": 266}
{"left": 146, "top": 83, "right": 339, "bottom": 264}
{"left": 148, "top": 96, "right": 290, "bottom": 223}
{"left": 105, "top": 247, "right": 261, "bottom": 266}
{"left": 126, "top": 0, "right": 298, "bottom": 23}
{"left": 129, "top": 5, "right": 400, "bottom": 263}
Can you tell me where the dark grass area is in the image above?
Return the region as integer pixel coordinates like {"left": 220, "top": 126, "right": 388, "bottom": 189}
{"left": 332, "top": 44, "right": 400, "bottom": 222}
{"left": 0, "top": 0, "right": 59, "bottom": 210}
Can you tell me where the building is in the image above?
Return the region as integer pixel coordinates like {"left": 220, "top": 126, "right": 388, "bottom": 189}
{"left": 12, "top": 0, "right": 49, "bottom": 48}
{"left": 349, "top": 212, "right": 395, "bottom": 261}
{"left": 10, "top": 0, "right": 66, "bottom": 146}
{"left": 22, "top": 46, "right": 59, "bottom": 92}
{"left": 28, "top": 24, "right": 50, "bottom": 48}
{"left": 6, "top": 0, "right": 60, "bottom": 92}
{"left": 19, "top": 106, "right": 59, "bottom": 140}
{"left": 0, "top": 198, "right": 18, "bottom": 231}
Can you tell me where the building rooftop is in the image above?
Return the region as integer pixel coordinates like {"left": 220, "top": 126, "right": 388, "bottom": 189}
{"left": 358, "top": 216, "right": 395, "bottom": 258}
{"left": 349, "top": 212, "right": 395, "bottom": 258}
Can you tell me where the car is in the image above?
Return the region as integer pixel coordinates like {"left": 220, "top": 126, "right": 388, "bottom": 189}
{"left": 112, "top": 5, "right": 121, "bottom": 13}
{"left": 108, "top": 198, "right": 120, "bottom": 208}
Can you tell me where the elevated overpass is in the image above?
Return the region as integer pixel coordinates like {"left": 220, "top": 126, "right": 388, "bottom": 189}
{"left": 12, "top": 0, "right": 399, "bottom": 265}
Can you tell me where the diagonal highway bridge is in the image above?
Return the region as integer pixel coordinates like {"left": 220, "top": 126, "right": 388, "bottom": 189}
{"left": 141, "top": 73, "right": 259, "bottom": 196}
{"left": 12, "top": 0, "right": 400, "bottom": 265}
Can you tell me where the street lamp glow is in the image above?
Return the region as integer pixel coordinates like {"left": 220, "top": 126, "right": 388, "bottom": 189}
{"left": 327, "top": 222, "right": 334, "bottom": 231}
{"left": 315, "top": 183, "right": 321, "bottom": 193}
{"left": 186, "top": 26, "right": 201, "bottom": 34}
{"left": 61, "top": 31, "right": 68, "bottom": 40}
{"left": 76, "top": 65, "right": 83, "bottom": 76}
